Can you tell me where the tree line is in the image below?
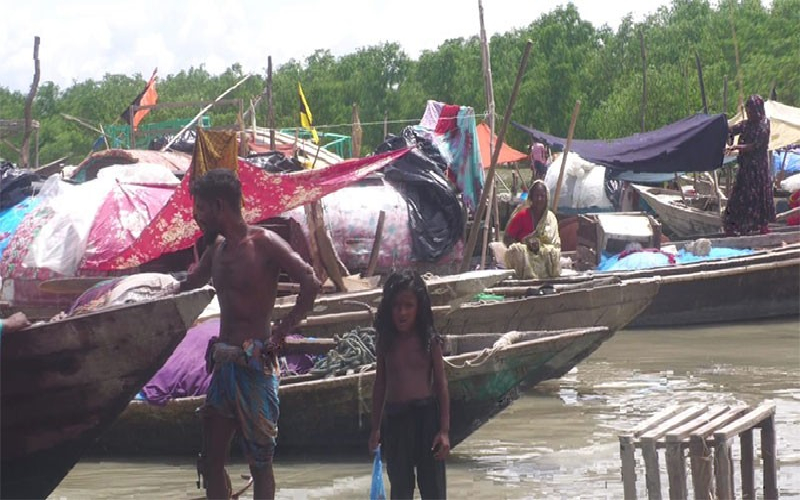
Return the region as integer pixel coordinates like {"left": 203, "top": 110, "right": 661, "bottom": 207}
{"left": 1, "top": 0, "right": 798, "bottom": 166}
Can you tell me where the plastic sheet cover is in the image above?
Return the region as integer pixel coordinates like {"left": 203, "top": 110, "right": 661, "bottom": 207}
{"left": 545, "top": 152, "right": 614, "bottom": 211}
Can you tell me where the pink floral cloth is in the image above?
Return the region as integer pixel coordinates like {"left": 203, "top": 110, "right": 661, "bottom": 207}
{"left": 86, "top": 149, "right": 410, "bottom": 270}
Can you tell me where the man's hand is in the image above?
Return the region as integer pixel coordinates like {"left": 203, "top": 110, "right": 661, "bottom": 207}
{"left": 3, "top": 312, "right": 31, "bottom": 333}
{"left": 431, "top": 431, "right": 450, "bottom": 460}
{"left": 267, "top": 330, "right": 285, "bottom": 353}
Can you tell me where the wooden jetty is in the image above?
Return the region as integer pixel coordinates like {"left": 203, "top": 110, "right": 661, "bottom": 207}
{"left": 618, "top": 402, "right": 778, "bottom": 500}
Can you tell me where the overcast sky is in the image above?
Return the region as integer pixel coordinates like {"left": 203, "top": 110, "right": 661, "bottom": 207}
{"left": 1, "top": 0, "right": 672, "bottom": 93}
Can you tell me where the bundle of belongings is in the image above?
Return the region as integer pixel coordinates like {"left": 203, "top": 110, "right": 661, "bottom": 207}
{"left": 59, "top": 273, "right": 178, "bottom": 318}
{"left": 1, "top": 161, "right": 43, "bottom": 210}
{"left": 374, "top": 127, "right": 465, "bottom": 262}
{"left": 245, "top": 152, "right": 304, "bottom": 174}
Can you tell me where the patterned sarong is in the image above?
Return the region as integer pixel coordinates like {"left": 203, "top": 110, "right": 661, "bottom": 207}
{"left": 204, "top": 340, "right": 280, "bottom": 467}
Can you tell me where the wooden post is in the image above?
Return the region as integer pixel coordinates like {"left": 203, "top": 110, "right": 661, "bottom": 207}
{"left": 695, "top": 50, "right": 708, "bottom": 114}
{"left": 34, "top": 126, "right": 40, "bottom": 168}
{"left": 364, "top": 211, "right": 386, "bottom": 277}
{"left": 665, "top": 442, "right": 687, "bottom": 500}
{"left": 723, "top": 75, "right": 729, "bottom": 115}
{"left": 383, "top": 109, "right": 388, "bottom": 139}
{"left": 639, "top": 29, "right": 647, "bottom": 132}
{"left": 641, "top": 438, "right": 662, "bottom": 500}
{"left": 478, "top": 0, "right": 497, "bottom": 269}
{"left": 21, "top": 36, "right": 41, "bottom": 169}
{"left": 761, "top": 414, "right": 778, "bottom": 499}
{"left": 459, "top": 39, "right": 533, "bottom": 273}
{"left": 551, "top": 100, "right": 582, "bottom": 214}
{"left": 130, "top": 105, "right": 136, "bottom": 148}
{"left": 511, "top": 171, "right": 518, "bottom": 197}
{"left": 352, "top": 103, "right": 362, "bottom": 158}
{"left": 689, "top": 435, "right": 713, "bottom": 500}
{"left": 740, "top": 429, "right": 755, "bottom": 500}
{"left": 267, "top": 56, "right": 275, "bottom": 150}
{"left": 730, "top": 5, "right": 745, "bottom": 114}
{"left": 619, "top": 435, "right": 638, "bottom": 500}
{"left": 714, "top": 436, "right": 733, "bottom": 500}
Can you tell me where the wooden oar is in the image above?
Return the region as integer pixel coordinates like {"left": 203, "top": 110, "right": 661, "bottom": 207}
{"left": 776, "top": 206, "right": 800, "bottom": 222}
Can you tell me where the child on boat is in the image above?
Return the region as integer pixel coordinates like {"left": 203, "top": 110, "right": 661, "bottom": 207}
{"left": 369, "top": 270, "right": 450, "bottom": 500}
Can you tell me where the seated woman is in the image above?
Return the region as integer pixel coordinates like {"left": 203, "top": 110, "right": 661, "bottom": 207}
{"left": 502, "top": 180, "right": 562, "bottom": 279}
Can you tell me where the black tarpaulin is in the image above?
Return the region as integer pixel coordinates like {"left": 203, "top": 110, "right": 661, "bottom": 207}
{"left": 513, "top": 113, "right": 729, "bottom": 173}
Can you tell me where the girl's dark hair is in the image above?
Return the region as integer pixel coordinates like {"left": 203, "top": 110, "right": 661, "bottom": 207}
{"left": 374, "top": 270, "right": 437, "bottom": 354}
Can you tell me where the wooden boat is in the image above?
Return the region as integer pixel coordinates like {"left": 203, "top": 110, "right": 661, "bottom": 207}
{"left": 92, "top": 327, "right": 611, "bottom": 456}
{"left": 634, "top": 184, "right": 723, "bottom": 238}
{"left": 293, "top": 277, "right": 661, "bottom": 338}
{"left": 0, "top": 288, "right": 214, "bottom": 499}
{"left": 629, "top": 251, "right": 799, "bottom": 327}
{"left": 273, "top": 269, "right": 513, "bottom": 319}
{"left": 493, "top": 237, "right": 800, "bottom": 328}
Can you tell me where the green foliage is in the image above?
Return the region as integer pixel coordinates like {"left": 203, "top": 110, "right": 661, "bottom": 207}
{"left": 1, "top": 0, "right": 797, "bottom": 165}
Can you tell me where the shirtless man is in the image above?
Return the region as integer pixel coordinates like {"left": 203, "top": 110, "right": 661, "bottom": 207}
{"left": 177, "top": 169, "right": 320, "bottom": 500}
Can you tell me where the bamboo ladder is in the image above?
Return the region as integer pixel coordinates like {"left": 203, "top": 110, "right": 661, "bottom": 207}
{"left": 618, "top": 402, "right": 778, "bottom": 500}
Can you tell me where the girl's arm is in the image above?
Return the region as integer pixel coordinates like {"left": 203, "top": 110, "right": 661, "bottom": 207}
{"left": 431, "top": 338, "right": 451, "bottom": 460}
{"left": 368, "top": 352, "right": 387, "bottom": 452}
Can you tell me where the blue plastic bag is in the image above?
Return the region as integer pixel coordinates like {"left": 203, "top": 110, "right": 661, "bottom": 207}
{"left": 370, "top": 445, "right": 387, "bottom": 500}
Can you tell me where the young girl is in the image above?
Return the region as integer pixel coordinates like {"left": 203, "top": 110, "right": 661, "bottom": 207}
{"left": 369, "top": 270, "right": 450, "bottom": 500}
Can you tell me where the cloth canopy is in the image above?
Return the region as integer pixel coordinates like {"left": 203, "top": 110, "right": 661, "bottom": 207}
{"left": 729, "top": 100, "right": 800, "bottom": 151}
{"left": 84, "top": 149, "right": 409, "bottom": 270}
{"left": 476, "top": 122, "right": 527, "bottom": 168}
{"left": 513, "top": 113, "right": 729, "bottom": 173}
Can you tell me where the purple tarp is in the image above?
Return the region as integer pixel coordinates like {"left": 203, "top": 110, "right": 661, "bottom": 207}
{"left": 141, "top": 318, "right": 316, "bottom": 405}
{"left": 513, "top": 113, "right": 729, "bottom": 173}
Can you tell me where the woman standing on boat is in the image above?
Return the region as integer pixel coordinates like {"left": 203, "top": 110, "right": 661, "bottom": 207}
{"left": 723, "top": 94, "right": 776, "bottom": 235}
{"left": 502, "top": 180, "right": 562, "bottom": 279}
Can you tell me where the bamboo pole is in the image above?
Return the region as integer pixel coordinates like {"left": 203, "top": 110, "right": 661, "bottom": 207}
{"left": 695, "top": 50, "right": 708, "bottom": 114}
{"left": 21, "top": 36, "right": 41, "bottom": 169}
{"left": 267, "top": 56, "right": 276, "bottom": 150}
{"left": 639, "top": 29, "right": 647, "bottom": 132}
{"left": 460, "top": 39, "right": 533, "bottom": 273}
{"left": 479, "top": 0, "right": 497, "bottom": 269}
{"left": 161, "top": 75, "right": 251, "bottom": 152}
{"left": 551, "top": 100, "right": 581, "bottom": 214}
{"left": 383, "top": 110, "right": 388, "bottom": 139}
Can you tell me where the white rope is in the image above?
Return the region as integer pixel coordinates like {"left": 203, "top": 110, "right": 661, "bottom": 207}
{"left": 443, "top": 331, "right": 524, "bottom": 369}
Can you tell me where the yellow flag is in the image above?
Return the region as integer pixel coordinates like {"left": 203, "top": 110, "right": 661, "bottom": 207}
{"left": 298, "top": 82, "right": 319, "bottom": 144}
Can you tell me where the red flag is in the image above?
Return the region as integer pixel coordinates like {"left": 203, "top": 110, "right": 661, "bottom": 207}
{"left": 120, "top": 68, "right": 158, "bottom": 130}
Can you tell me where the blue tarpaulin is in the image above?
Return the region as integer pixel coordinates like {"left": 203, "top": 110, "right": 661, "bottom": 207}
{"left": 773, "top": 149, "right": 800, "bottom": 177}
{"left": 513, "top": 114, "right": 729, "bottom": 173}
{"left": 0, "top": 197, "right": 41, "bottom": 257}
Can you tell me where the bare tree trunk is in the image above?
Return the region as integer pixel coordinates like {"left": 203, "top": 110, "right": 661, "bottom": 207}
{"left": 20, "top": 36, "right": 41, "bottom": 169}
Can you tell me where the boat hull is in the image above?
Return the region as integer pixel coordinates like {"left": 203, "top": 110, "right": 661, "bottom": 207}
{"left": 630, "top": 257, "right": 800, "bottom": 327}
{"left": 92, "top": 328, "right": 612, "bottom": 456}
{"left": 297, "top": 279, "right": 660, "bottom": 338}
{"left": 0, "top": 288, "right": 214, "bottom": 499}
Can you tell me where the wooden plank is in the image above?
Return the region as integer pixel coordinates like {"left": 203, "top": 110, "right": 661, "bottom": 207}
{"left": 281, "top": 337, "right": 337, "bottom": 356}
{"left": 619, "top": 435, "right": 638, "bottom": 500}
{"left": 716, "top": 403, "right": 775, "bottom": 439}
{"left": 665, "top": 442, "right": 687, "bottom": 500}
{"left": 631, "top": 405, "right": 683, "bottom": 437}
{"left": 364, "top": 210, "right": 386, "bottom": 277}
{"left": 761, "top": 414, "right": 778, "bottom": 500}
{"left": 689, "top": 435, "right": 713, "bottom": 500}
{"left": 640, "top": 405, "right": 708, "bottom": 441}
{"left": 714, "top": 436, "right": 733, "bottom": 500}
{"left": 690, "top": 406, "right": 749, "bottom": 438}
{"left": 740, "top": 429, "right": 755, "bottom": 500}
{"left": 641, "top": 440, "right": 662, "bottom": 500}
{"left": 666, "top": 405, "right": 731, "bottom": 443}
